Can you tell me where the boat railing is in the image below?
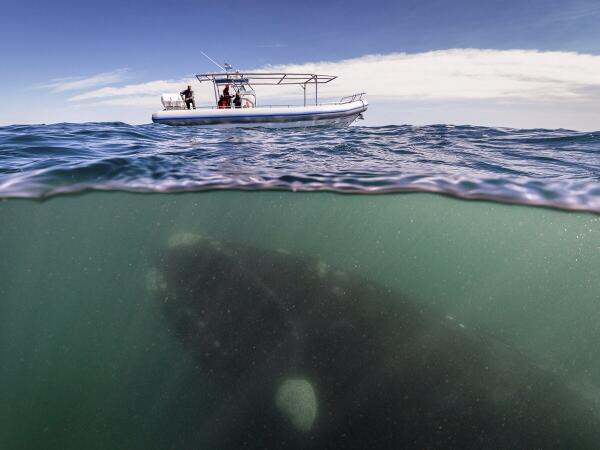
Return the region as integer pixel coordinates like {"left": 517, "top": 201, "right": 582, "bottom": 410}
{"left": 162, "top": 96, "right": 366, "bottom": 111}
{"left": 339, "top": 92, "right": 366, "bottom": 103}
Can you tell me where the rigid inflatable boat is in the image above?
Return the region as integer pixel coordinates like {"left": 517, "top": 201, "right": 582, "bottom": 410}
{"left": 152, "top": 72, "right": 367, "bottom": 128}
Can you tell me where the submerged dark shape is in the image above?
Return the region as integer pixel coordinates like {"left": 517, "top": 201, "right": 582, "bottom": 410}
{"left": 151, "top": 233, "right": 600, "bottom": 449}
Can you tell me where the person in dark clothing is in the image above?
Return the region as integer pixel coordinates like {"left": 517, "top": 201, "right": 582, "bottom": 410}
{"left": 233, "top": 93, "right": 242, "bottom": 108}
{"left": 218, "top": 95, "right": 227, "bottom": 109}
{"left": 180, "top": 85, "right": 195, "bottom": 109}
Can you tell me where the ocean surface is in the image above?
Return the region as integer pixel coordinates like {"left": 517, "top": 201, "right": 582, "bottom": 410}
{"left": 1, "top": 122, "right": 600, "bottom": 210}
{"left": 1, "top": 122, "right": 600, "bottom": 449}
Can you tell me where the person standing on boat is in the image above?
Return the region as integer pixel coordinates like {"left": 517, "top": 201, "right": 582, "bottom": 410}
{"left": 222, "top": 84, "right": 233, "bottom": 108}
{"left": 180, "top": 85, "right": 195, "bottom": 110}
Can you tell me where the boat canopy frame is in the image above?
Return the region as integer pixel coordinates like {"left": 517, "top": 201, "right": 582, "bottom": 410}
{"left": 195, "top": 72, "right": 338, "bottom": 107}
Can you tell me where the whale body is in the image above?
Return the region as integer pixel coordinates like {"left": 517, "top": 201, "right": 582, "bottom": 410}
{"left": 150, "top": 234, "right": 600, "bottom": 449}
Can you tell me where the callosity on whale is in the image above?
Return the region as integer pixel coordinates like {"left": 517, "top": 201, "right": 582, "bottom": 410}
{"left": 147, "top": 233, "right": 600, "bottom": 449}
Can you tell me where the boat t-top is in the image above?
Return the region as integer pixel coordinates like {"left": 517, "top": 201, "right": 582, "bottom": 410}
{"left": 152, "top": 67, "right": 367, "bottom": 128}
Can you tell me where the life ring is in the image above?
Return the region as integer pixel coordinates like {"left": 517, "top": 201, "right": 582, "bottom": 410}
{"left": 243, "top": 98, "right": 255, "bottom": 108}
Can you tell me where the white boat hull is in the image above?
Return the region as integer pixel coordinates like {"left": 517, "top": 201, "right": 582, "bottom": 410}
{"left": 152, "top": 100, "right": 367, "bottom": 128}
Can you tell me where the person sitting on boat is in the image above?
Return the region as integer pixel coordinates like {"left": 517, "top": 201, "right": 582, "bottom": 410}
{"left": 233, "top": 93, "right": 242, "bottom": 108}
{"left": 180, "top": 85, "right": 195, "bottom": 109}
{"left": 218, "top": 95, "right": 227, "bottom": 109}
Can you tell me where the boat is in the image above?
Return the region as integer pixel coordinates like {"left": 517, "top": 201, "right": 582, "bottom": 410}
{"left": 152, "top": 71, "right": 367, "bottom": 128}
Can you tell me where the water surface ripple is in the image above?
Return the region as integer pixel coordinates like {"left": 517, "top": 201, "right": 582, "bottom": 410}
{"left": 1, "top": 122, "right": 599, "bottom": 211}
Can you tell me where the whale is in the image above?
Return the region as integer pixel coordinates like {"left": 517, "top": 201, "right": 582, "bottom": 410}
{"left": 148, "top": 233, "right": 600, "bottom": 449}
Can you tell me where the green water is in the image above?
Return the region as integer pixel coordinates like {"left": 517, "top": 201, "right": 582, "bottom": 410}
{"left": 1, "top": 191, "right": 600, "bottom": 449}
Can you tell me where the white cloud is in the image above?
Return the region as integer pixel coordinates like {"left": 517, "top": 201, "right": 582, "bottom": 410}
{"left": 67, "top": 79, "right": 194, "bottom": 102}
{"left": 89, "top": 95, "right": 159, "bottom": 107}
{"left": 539, "top": 4, "right": 600, "bottom": 24}
{"left": 256, "top": 43, "right": 286, "bottom": 49}
{"left": 258, "top": 49, "right": 600, "bottom": 102}
{"left": 67, "top": 49, "right": 600, "bottom": 105}
{"left": 41, "top": 69, "right": 129, "bottom": 92}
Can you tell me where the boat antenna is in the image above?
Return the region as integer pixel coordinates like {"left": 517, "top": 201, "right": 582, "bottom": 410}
{"left": 201, "top": 51, "right": 226, "bottom": 72}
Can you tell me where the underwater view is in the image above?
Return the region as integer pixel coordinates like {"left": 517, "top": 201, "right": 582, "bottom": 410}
{"left": 2, "top": 124, "right": 600, "bottom": 448}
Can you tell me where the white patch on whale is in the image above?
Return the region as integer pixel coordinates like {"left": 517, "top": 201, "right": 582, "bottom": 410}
{"left": 275, "top": 378, "right": 318, "bottom": 433}
{"left": 145, "top": 267, "right": 166, "bottom": 293}
{"left": 317, "top": 261, "right": 330, "bottom": 278}
{"left": 167, "top": 232, "right": 206, "bottom": 248}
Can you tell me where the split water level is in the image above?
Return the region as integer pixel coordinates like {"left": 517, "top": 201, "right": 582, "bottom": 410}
{"left": 1, "top": 123, "right": 600, "bottom": 448}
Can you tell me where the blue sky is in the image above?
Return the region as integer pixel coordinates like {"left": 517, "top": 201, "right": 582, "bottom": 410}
{"left": 2, "top": 0, "right": 600, "bottom": 128}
